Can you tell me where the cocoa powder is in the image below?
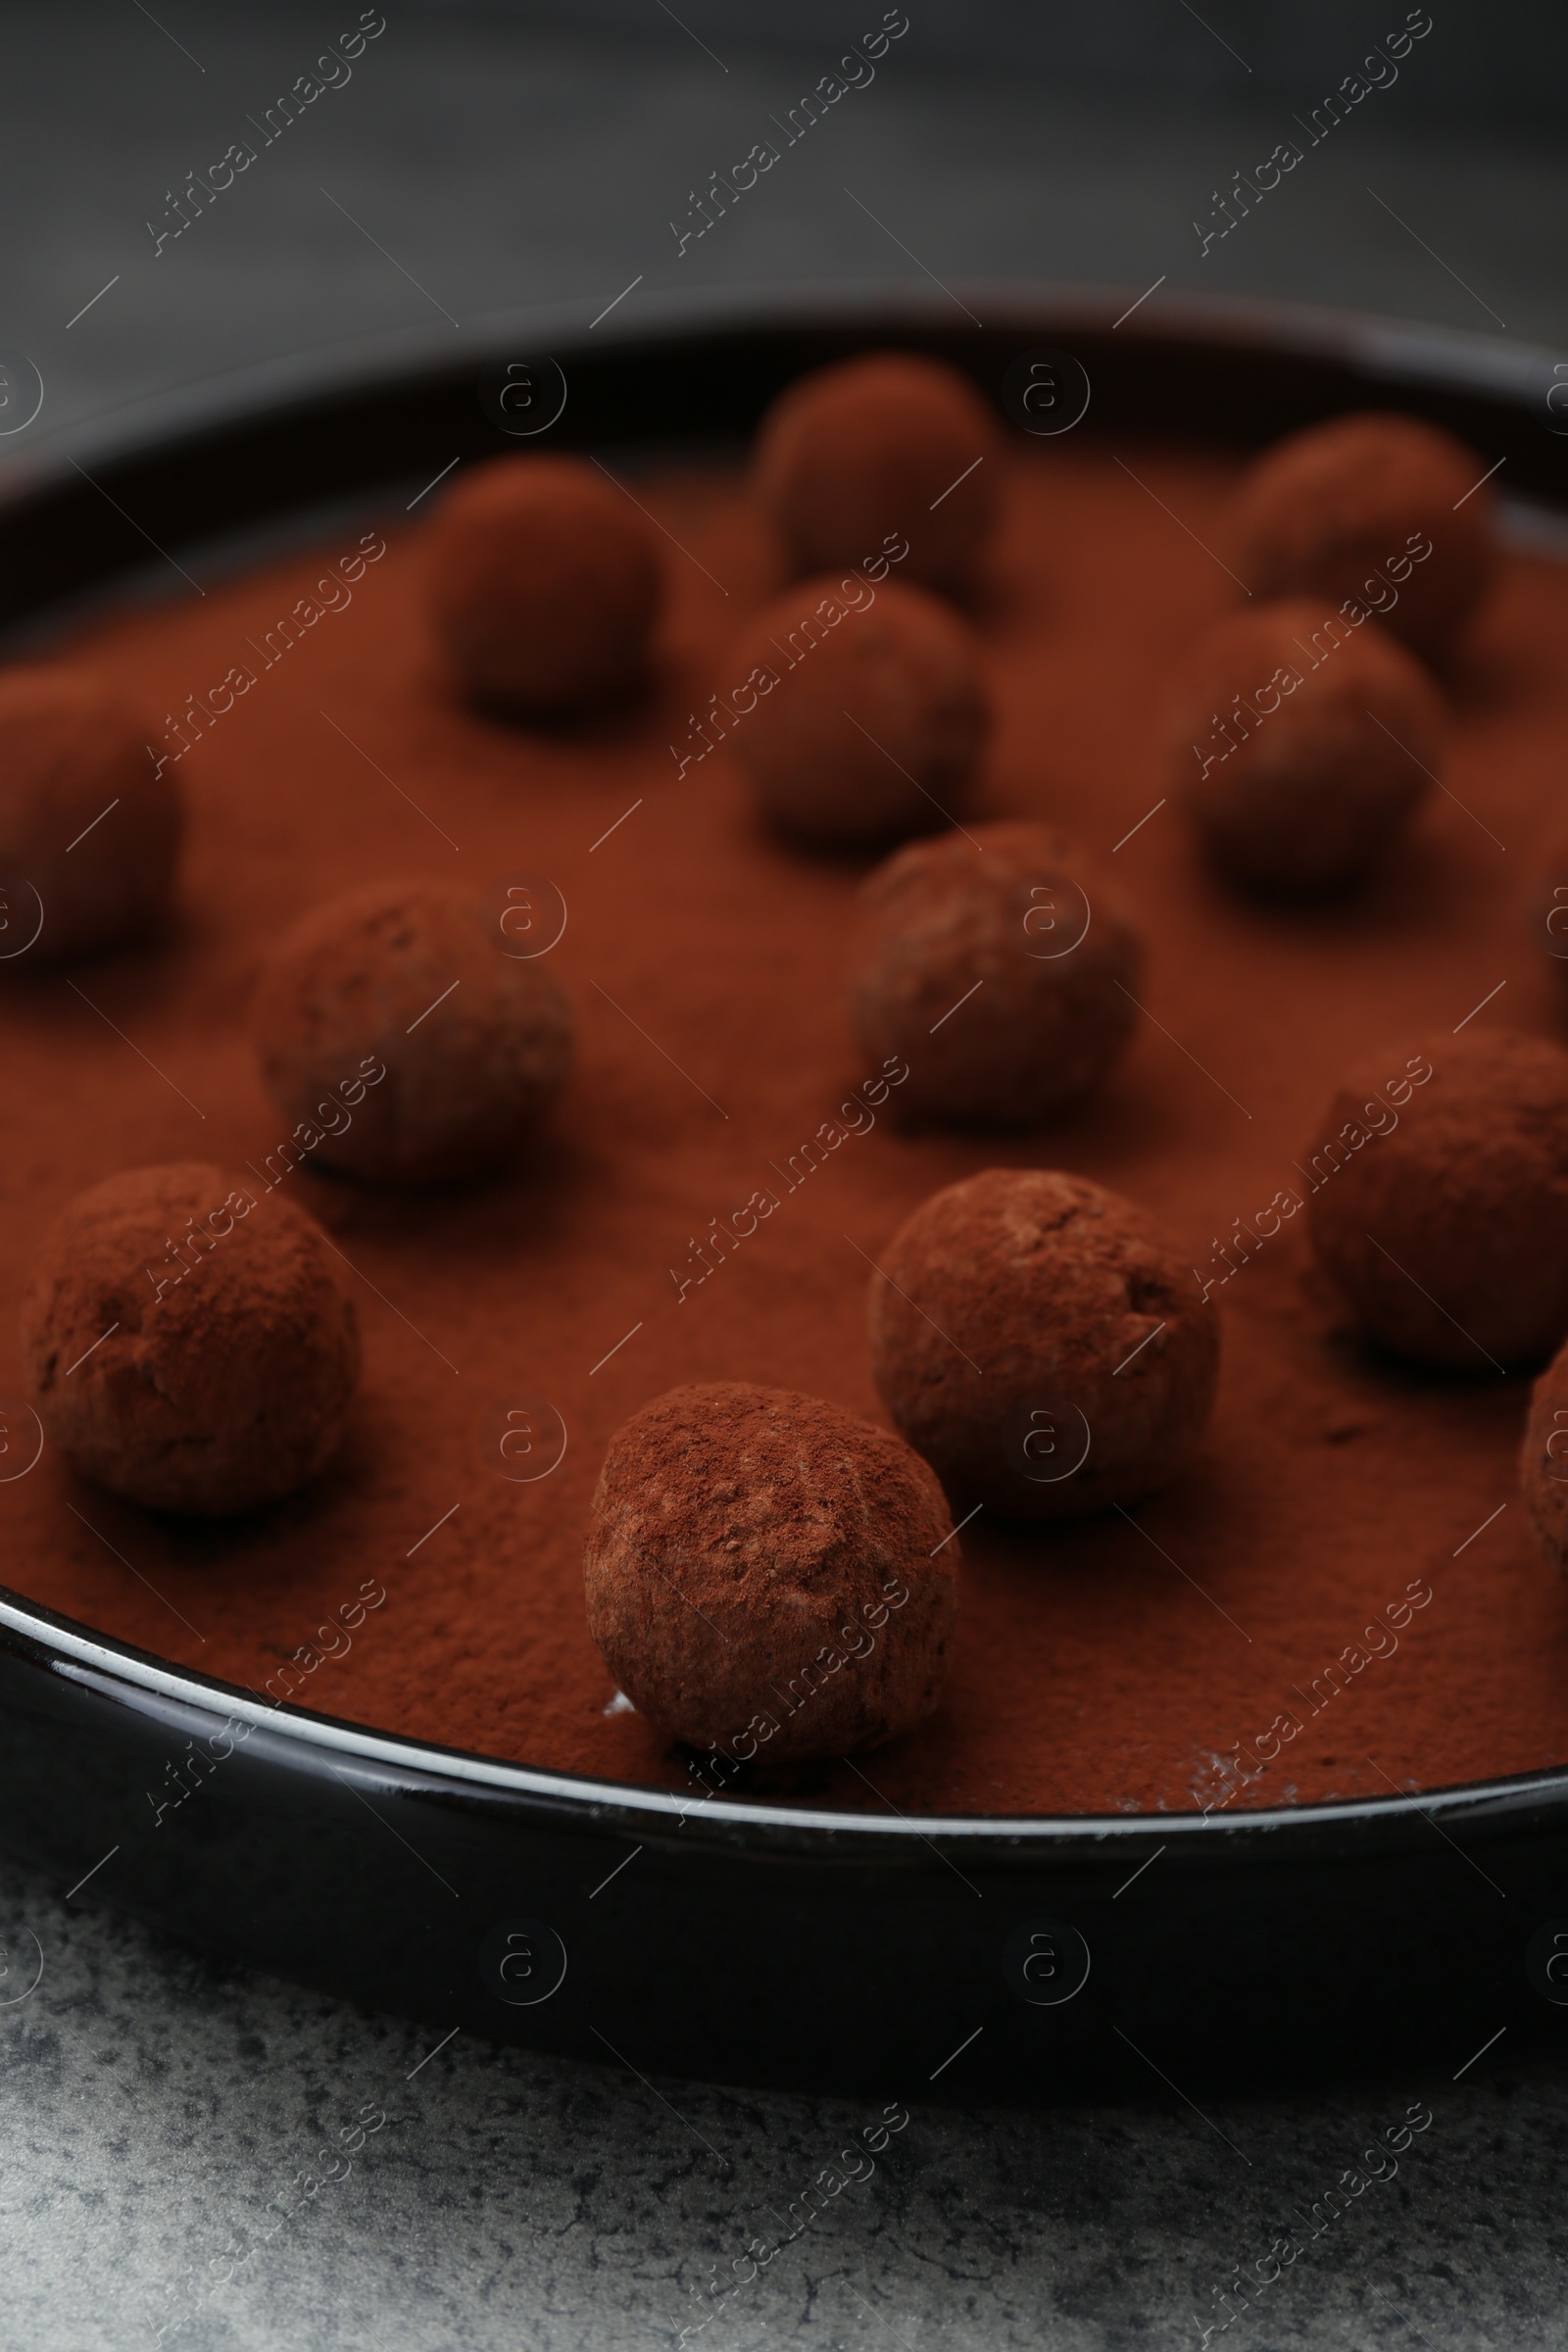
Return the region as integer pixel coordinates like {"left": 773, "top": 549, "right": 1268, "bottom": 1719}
{"left": 0, "top": 433, "right": 1563, "bottom": 1816}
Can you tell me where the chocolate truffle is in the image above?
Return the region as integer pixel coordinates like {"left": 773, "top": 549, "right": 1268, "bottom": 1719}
{"left": 1534, "top": 831, "right": 1568, "bottom": 994}
{"left": 251, "top": 881, "right": 572, "bottom": 1184}
{"left": 848, "top": 820, "right": 1143, "bottom": 1124}
{"left": 0, "top": 667, "right": 180, "bottom": 964}
{"left": 1305, "top": 1031, "right": 1568, "bottom": 1369}
{"left": 1167, "top": 600, "right": 1444, "bottom": 893}
{"left": 425, "top": 455, "right": 662, "bottom": 714}
{"left": 21, "top": 1162, "right": 359, "bottom": 1516}
{"left": 1225, "top": 413, "right": 1494, "bottom": 663}
{"left": 755, "top": 352, "right": 1002, "bottom": 593}
{"left": 583, "top": 1381, "right": 959, "bottom": 1761}
{"left": 727, "top": 576, "right": 988, "bottom": 848}
{"left": 1522, "top": 1339, "right": 1568, "bottom": 1573}
{"left": 869, "top": 1169, "right": 1218, "bottom": 1522}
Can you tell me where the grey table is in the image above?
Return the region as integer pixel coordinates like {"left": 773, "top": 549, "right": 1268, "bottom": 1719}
{"left": 3, "top": 6, "right": 1567, "bottom": 2343}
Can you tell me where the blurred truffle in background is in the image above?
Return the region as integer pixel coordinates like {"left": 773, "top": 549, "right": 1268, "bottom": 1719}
{"left": 1166, "top": 599, "right": 1444, "bottom": 894}
{"left": 848, "top": 820, "right": 1143, "bottom": 1123}
{"left": 1223, "top": 413, "right": 1495, "bottom": 665}
{"left": 755, "top": 351, "right": 1002, "bottom": 595}
{"left": 252, "top": 880, "right": 573, "bottom": 1184}
{"left": 0, "top": 670, "right": 181, "bottom": 964}
{"left": 726, "top": 574, "right": 988, "bottom": 848}
{"left": 426, "top": 455, "right": 662, "bottom": 715}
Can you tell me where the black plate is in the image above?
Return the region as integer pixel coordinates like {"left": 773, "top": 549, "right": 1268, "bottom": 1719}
{"left": 4, "top": 284, "right": 1568, "bottom": 2102}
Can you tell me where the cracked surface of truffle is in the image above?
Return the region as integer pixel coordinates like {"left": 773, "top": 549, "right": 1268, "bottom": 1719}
{"left": 426, "top": 455, "right": 662, "bottom": 714}
{"left": 1306, "top": 1030, "right": 1568, "bottom": 1369}
{"left": 727, "top": 575, "right": 987, "bottom": 848}
{"left": 1224, "top": 412, "right": 1494, "bottom": 662}
{"left": 0, "top": 667, "right": 181, "bottom": 964}
{"left": 849, "top": 820, "right": 1143, "bottom": 1124}
{"left": 251, "top": 880, "right": 573, "bottom": 1184}
{"left": 1168, "top": 601, "right": 1444, "bottom": 893}
{"left": 21, "top": 1161, "right": 360, "bottom": 1516}
{"left": 869, "top": 1168, "right": 1219, "bottom": 1521}
{"left": 755, "top": 351, "right": 1002, "bottom": 593}
{"left": 582, "top": 1381, "right": 959, "bottom": 1760}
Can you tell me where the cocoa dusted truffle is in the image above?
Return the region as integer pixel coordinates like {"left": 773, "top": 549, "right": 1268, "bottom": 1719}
{"left": 0, "top": 668, "right": 181, "bottom": 964}
{"left": 755, "top": 352, "right": 1002, "bottom": 593}
{"left": 1533, "top": 831, "right": 1568, "bottom": 995}
{"left": 848, "top": 820, "right": 1143, "bottom": 1124}
{"left": 727, "top": 575, "right": 988, "bottom": 849}
{"left": 251, "top": 881, "right": 572, "bottom": 1184}
{"left": 1167, "top": 600, "right": 1444, "bottom": 893}
{"left": 1225, "top": 413, "right": 1494, "bottom": 663}
{"left": 1522, "top": 1339, "right": 1568, "bottom": 1573}
{"left": 21, "top": 1162, "right": 359, "bottom": 1516}
{"left": 869, "top": 1168, "right": 1218, "bottom": 1522}
{"left": 1305, "top": 1030, "right": 1568, "bottom": 1369}
{"left": 425, "top": 455, "right": 662, "bottom": 715}
{"left": 583, "top": 1381, "right": 959, "bottom": 1761}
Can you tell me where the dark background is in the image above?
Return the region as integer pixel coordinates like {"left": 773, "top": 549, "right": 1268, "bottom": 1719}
{"left": 3, "top": 4, "right": 1567, "bottom": 2345}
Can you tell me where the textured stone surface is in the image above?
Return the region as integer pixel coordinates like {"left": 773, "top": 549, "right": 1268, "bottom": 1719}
{"left": 0, "top": 1857, "right": 1564, "bottom": 2350}
{"left": 9, "top": 5, "right": 1568, "bottom": 446}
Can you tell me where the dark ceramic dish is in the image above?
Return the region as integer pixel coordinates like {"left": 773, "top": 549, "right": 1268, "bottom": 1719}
{"left": 4, "top": 285, "right": 1567, "bottom": 2101}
